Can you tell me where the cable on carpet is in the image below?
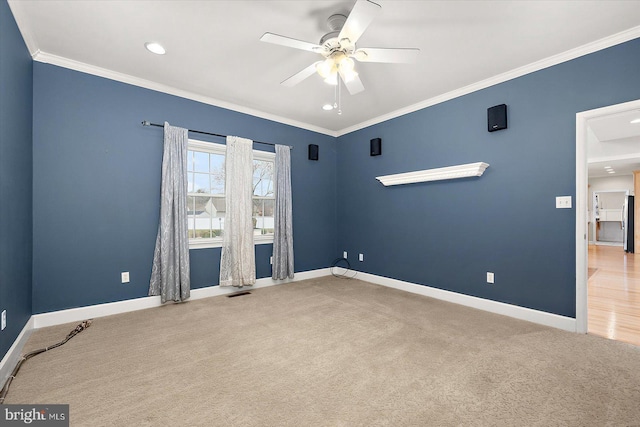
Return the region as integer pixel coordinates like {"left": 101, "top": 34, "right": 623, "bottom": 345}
{"left": 330, "top": 257, "right": 357, "bottom": 279}
{"left": 0, "top": 319, "right": 92, "bottom": 404}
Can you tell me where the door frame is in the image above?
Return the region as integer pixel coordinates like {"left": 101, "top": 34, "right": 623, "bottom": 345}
{"left": 575, "top": 98, "right": 640, "bottom": 334}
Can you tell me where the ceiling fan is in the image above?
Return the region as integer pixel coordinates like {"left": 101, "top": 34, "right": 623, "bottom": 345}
{"left": 260, "top": 0, "right": 419, "bottom": 95}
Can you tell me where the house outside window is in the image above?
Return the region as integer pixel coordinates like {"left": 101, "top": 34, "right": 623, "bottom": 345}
{"left": 187, "top": 139, "right": 275, "bottom": 249}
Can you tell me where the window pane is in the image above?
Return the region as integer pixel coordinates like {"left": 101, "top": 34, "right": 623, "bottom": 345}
{"left": 211, "top": 197, "right": 225, "bottom": 238}
{"left": 188, "top": 195, "right": 225, "bottom": 240}
{"left": 262, "top": 198, "right": 274, "bottom": 217}
{"left": 193, "top": 151, "right": 209, "bottom": 173}
{"left": 193, "top": 173, "right": 210, "bottom": 193}
{"left": 253, "top": 160, "right": 274, "bottom": 197}
{"left": 252, "top": 199, "right": 264, "bottom": 217}
{"left": 189, "top": 195, "right": 211, "bottom": 239}
{"left": 210, "top": 153, "right": 225, "bottom": 195}
{"left": 253, "top": 198, "right": 274, "bottom": 236}
{"left": 187, "top": 151, "right": 194, "bottom": 172}
{"left": 193, "top": 210, "right": 212, "bottom": 239}
{"left": 189, "top": 195, "right": 207, "bottom": 212}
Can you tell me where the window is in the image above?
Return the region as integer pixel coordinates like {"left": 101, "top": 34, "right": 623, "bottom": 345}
{"left": 187, "top": 139, "right": 275, "bottom": 249}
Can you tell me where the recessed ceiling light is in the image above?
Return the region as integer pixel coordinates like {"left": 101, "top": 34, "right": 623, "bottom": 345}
{"left": 631, "top": 118, "right": 640, "bottom": 124}
{"left": 608, "top": 170, "right": 616, "bottom": 173}
{"left": 604, "top": 166, "right": 613, "bottom": 169}
{"left": 145, "top": 42, "right": 166, "bottom": 55}
{"left": 322, "top": 104, "right": 334, "bottom": 111}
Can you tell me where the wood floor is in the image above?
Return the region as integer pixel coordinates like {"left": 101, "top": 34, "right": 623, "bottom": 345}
{"left": 588, "top": 244, "right": 640, "bottom": 346}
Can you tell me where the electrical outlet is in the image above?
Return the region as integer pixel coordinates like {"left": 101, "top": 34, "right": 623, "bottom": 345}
{"left": 1, "top": 310, "right": 6, "bottom": 331}
{"left": 359, "top": 253, "right": 364, "bottom": 262}
{"left": 486, "top": 272, "right": 495, "bottom": 284}
{"left": 343, "top": 251, "right": 348, "bottom": 259}
{"left": 121, "top": 272, "right": 130, "bottom": 283}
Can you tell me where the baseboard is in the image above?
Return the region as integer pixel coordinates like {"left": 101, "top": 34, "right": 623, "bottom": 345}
{"left": 356, "top": 272, "right": 577, "bottom": 332}
{"left": 32, "top": 268, "right": 331, "bottom": 329}
{"left": 0, "top": 317, "right": 35, "bottom": 389}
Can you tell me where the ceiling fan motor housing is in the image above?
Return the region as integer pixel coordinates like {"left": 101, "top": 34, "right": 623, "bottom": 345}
{"left": 326, "top": 13, "right": 347, "bottom": 31}
{"left": 319, "top": 14, "right": 354, "bottom": 57}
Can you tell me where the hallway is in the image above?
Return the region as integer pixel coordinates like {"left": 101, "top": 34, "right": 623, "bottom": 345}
{"left": 588, "top": 244, "right": 640, "bottom": 347}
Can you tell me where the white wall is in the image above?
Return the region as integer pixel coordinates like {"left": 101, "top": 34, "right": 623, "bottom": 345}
{"left": 588, "top": 175, "right": 634, "bottom": 242}
{"left": 589, "top": 175, "right": 634, "bottom": 196}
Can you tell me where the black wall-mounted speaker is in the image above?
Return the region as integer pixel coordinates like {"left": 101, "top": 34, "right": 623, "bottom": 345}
{"left": 308, "top": 144, "right": 319, "bottom": 161}
{"left": 487, "top": 104, "right": 508, "bottom": 132}
{"left": 370, "top": 138, "right": 382, "bottom": 156}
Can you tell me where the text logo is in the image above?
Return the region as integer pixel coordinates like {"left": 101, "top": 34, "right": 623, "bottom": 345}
{"left": 0, "top": 405, "right": 68, "bottom": 426}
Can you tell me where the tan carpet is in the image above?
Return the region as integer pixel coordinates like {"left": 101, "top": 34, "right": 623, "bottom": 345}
{"left": 5, "top": 277, "right": 640, "bottom": 426}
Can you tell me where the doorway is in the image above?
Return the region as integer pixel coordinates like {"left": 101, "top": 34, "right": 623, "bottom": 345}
{"left": 576, "top": 98, "right": 640, "bottom": 341}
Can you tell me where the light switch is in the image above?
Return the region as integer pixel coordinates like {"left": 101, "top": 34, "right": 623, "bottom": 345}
{"left": 556, "top": 196, "right": 572, "bottom": 209}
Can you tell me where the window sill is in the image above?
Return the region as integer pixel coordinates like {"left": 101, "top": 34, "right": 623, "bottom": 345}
{"left": 189, "top": 236, "right": 274, "bottom": 250}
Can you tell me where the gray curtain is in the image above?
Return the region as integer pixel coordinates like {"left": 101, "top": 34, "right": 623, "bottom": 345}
{"left": 272, "top": 144, "right": 294, "bottom": 280}
{"left": 149, "top": 122, "right": 190, "bottom": 303}
{"left": 220, "top": 136, "right": 256, "bottom": 287}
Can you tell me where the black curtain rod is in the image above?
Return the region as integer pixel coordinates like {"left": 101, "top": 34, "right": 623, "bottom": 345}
{"left": 141, "top": 121, "right": 292, "bottom": 149}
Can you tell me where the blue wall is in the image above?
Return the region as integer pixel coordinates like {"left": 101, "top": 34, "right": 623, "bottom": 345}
{"left": 0, "top": 0, "right": 33, "bottom": 358}
{"left": 336, "top": 38, "right": 640, "bottom": 318}
{"left": 32, "top": 63, "right": 337, "bottom": 314}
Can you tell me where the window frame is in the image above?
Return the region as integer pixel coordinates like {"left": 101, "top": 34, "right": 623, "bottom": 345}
{"left": 187, "top": 138, "right": 276, "bottom": 249}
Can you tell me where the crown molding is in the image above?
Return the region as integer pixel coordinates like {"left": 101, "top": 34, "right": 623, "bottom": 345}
{"left": 32, "top": 51, "right": 338, "bottom": 138}
{"left": 336, "top": 26, "right": 640, "bottom": 137}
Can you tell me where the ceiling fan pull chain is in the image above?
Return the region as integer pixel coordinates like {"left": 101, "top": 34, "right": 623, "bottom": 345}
{"left": 338, "top": 80, "right": 342, "bottom": 115}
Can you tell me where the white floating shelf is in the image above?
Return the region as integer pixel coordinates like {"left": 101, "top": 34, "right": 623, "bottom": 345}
{"left": 376, "top": 162, "right": 490, "bottom": 186}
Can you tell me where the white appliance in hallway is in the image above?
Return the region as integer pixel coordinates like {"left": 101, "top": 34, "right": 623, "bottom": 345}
{"left": 593, "top": 190, "right": 628, "bottom": 246}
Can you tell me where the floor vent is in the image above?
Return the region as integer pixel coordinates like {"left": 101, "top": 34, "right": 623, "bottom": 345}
{"left": 227, "top": 291, "right": 252, "bottom": 298}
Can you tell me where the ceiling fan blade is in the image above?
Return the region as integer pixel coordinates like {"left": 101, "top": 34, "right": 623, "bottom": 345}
{"left": 260, "top": 33, "right": 322, "bottom": 53}
{"left": 338, "top": 68, "right": 365, "bottom": 95}
{"left": 281, "top": 62, "right": 321, "bottom": 87}
{"left": 338, "top": 0, "right": 381, "bottom": 46}
{"left": 353, "top": 47, "right": 420, "bottom": 63}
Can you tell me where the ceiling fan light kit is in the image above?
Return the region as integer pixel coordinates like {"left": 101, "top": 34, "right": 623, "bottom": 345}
{"left": 260, "top": 0, "right": 419, "bottom": 107}
{"left": 316, "top": 53, "right": 358, "bottom": 85}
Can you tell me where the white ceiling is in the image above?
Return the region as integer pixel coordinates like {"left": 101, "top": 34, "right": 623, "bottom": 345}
{"left": 7, "top": 0, "right": 640, "bottom": 136}
{"left": 590, "top": 109, "right": 640, "bottom": 142}
{"left": 588, "top": 109, "right": 640, "bottom": 178}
